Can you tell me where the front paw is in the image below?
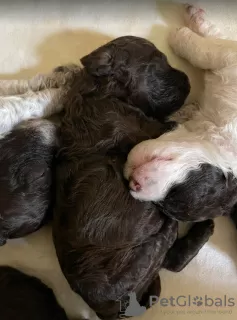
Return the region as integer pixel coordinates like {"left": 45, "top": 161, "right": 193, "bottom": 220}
{"left": 184, "top": 4, "right": 206, "bottom": 31}
{"left": 53, "top": 64, "right": 78, "bottom": 73}
{"left": 191, "top": 219, "right": 215, "bottom": 240}
{"left": 53, "top": 66, "right": 67, "bottom": 73}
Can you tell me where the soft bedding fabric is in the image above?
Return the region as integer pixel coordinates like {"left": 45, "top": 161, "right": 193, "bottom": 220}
{"left": 0, "top": 1, "right": 237, "bottom": 319}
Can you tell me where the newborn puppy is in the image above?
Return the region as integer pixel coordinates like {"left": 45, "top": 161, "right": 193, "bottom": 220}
{"left": 53, "top": 36, "right": 213, "bottom": 320}
{"left": 0, "top": 266, "right": 67, "bottom": 320}
{"left": 124, "top": 5, "right": 237, "bottom": 222}
{"left": 0, "top": 119, "right": 57, "bottom": 244}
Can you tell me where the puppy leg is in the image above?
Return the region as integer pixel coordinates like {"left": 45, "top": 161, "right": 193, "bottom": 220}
{"left": 169, "top": 4, "right": 235, "bottom": 71}
{"left": 139, "top": 275, "right": 161, "bottom": 308}
{"left": 53, "top": 63, "right": 78, "bottom": 73}
{"left": 95, "top": 219, "right": 177, "bottom": 320}
{"left": 184, "top": 4, "right": 227, "bottom": 39}
{"left": 0, "top": 88, "right": 63, "bottom": 135}
{"left": 29, "top": 66, "right": 77, "bottom": 92}
{"left": 0, "top": 68, "right": 74, "bottom": 96}
{"left": 168, "top": 27, "right": 235, "bottom": 70}
{"left": 0, "top": 79, "right": 33, "bottom": 96}
{"left": 162, "top": 219, "right": 214, "bottom": 272}
{"left": 135, "top": 219, "right": 177, "bottom": 310}
{"left": 0, "top": 75, "right": 62, "bottom": 96}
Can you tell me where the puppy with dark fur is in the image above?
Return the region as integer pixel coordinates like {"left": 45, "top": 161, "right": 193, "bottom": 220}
{"left": 0, "top": 266, "right": 68, "bottom": 320}
{"left": 53, "top": 36, "right": 214, "bottom": 320}
{"left": 0, "top": 119, "right": 57, "bottom": 245}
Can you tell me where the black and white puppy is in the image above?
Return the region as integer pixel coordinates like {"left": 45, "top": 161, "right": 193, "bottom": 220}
{"left": 124, "top": 5, "right": 237, "bottom": 222}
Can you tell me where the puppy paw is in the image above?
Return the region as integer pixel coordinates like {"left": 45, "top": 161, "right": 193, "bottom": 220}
{"left": 190, "top": 219, "right": 215, "bottom": 241}
{"left": 184, "top": 4, "right": 206, "bottom": 32}
{"left": 53, "top": 64, "right": 78, "bottom": 73}
{"left": 183, "top": 3, "right": 222, "bottom": 38}
{"left": 53, "top": 66, "right": 67, "bottom": 73}
{"left": 201, "top": 219, "right": 215, "bottom": 236}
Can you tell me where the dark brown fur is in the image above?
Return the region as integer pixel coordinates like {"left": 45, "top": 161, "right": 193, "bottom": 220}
{"left": 52, "top": 36, "right": 213, "bottom": 319}
{"left": 160, "top": 164, "right": 237, "bottom": 222}
{"left": 0, "top": 120, "right": 57, "bottom": 245}
{"left": 0, "top": 266, "right": 68, "bottom": 320}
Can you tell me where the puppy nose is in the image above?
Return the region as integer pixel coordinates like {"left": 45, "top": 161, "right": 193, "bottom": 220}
{"left": 129, "top": 179, "right": 141, "bottom": 192}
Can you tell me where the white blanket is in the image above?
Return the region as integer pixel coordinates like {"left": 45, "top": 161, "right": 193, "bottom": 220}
{"left": 0, "top": 1, "right": 237, "bottom": 319}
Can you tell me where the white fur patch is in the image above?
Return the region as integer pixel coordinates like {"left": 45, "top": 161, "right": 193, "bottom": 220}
{"left": 125, "top": 4, "right": 237, "bottom": 202}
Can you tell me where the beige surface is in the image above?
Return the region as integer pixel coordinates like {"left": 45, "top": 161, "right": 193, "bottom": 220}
{"left": 0, "top": 1, "right": 237, "bottom": 319}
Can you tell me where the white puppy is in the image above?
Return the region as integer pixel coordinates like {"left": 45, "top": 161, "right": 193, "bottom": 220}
{"left": 124, "top": 4, "right": 237, "bottom": 202}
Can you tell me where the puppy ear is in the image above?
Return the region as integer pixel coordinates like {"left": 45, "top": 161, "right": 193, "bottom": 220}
{"left": 80, "top": 46, "right": 113, "bottom": 76}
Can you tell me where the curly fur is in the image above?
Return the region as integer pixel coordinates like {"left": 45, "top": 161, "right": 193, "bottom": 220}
{"left": 52, "top": 35, "right": 213, "bottom": 320}
{"left": 0, "top": 119, "right": 58, "bottom": 244}
{"left": 124, "top": 4, "right": 237, "bottom": 222}
{"left": 0, "top": 34, "right": 214, "bottom": 320}
{"left": 0, "top": 71, "right": 73, "bottom": 135}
